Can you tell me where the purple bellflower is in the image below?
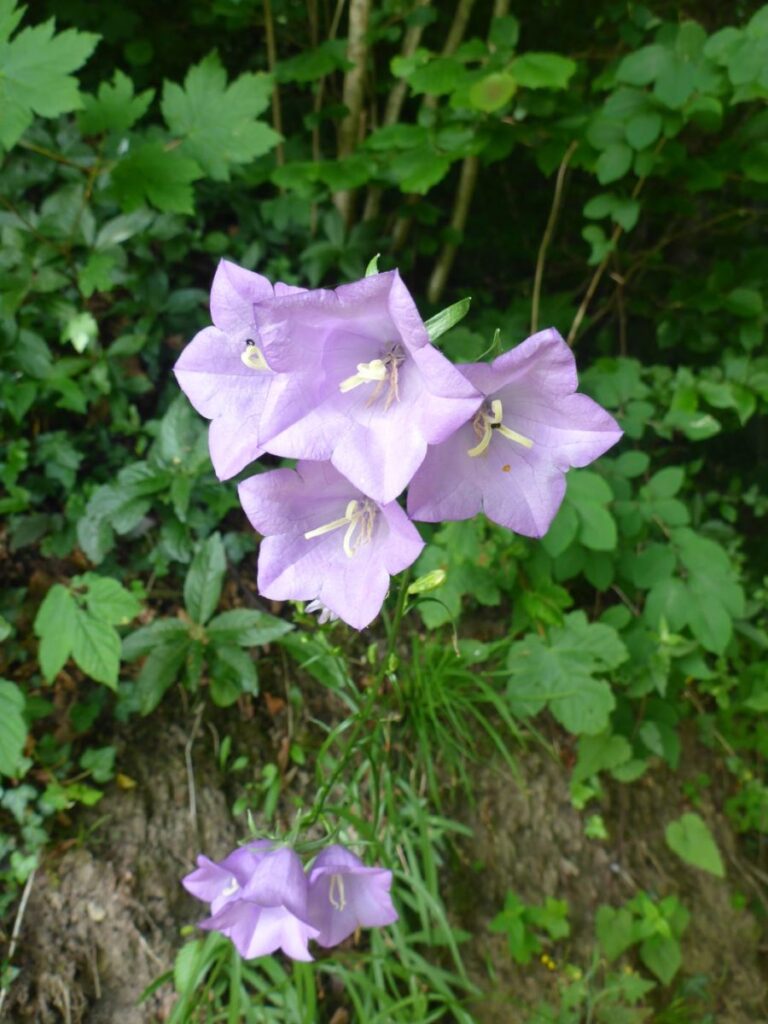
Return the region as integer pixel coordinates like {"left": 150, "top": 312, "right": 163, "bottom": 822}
{"left": 249, "top": 271, "right": 482, "bottom": 503}
{"left": 182, "top": 840, "right": 272, "bottom": 914}
{"left": 188, "top": 846, "right": 319, "bottom": 962}
{"left": 238, "top": 460, "right": 424, "bottom": 630}
{"left": 407, "top": 329, "right": 623, "bottom": 537}
{"left": 173, "top": 260, "right": 317, "bottom": 481}
{"left": 307, "top": 845, "right": 398, "bottom": 948}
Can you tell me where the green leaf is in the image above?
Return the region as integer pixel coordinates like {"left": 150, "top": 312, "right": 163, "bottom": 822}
{"left": 596, "top": 142, "right": 633, "bottom": 185}
{"left": 122, "top": 618, "right": 189, "bottom": 660}
{"left": 71, "top": 608, "right": 121, "bottom": 689}
{"left": 62, "top": 311, "right": 97, "bottom": 353}
{"left": 573, "top": 732, "right": 632, "bottom": 783}
{"left": 425, "top": 297, "right": 471, "bottom": 341}
{"left": 742, "top": 142, "right": 768, "bottom": 184}
{"left": 665, "top": 812, "right": 725, "bottom": 877}
{"left": 506, "top": 612, "right": 624, "bottom": 734}
{"left": 468, "top": 72, "right": 517, "bottom": 112}
{"left": 509, "top": 52, "right": 577, "bottom": 90}
{"left": 136, "top": 639, "right": 189, "bottom": 715}
{"left": 490, "top": 16, "right": 520, "bottom": 50}
{"left": 34, "top": 584, "right": 77, "bottom": 682}
{"left": 640, "top": 934, "right": 681, "bottom": 985}
{"left": 80, "top": 745, "right": 115, "bottom": 783}
{"left": 654, "top": 55, "right": 697, "bottom": 109}
{"left": 78, "top": 251, "right": 117, "bottom": 298}
{"left": 0, "top": 4, "right": 99, "bottom": 149}
{"left": 625, "top": 111, "right": 662, "bottom": 149}
{"left": 407, "top": 56, "right": 465, "bottom": 95}
{"left": 628, "top": 543, "right": 677, "bottom": 588}
{"left": 388, "top": 146, "right": 452, "bottom": 194}
{"left": 565, "top": 471, "right": 617, "bottom": 551}
{"left": 0, "top": 679, "right": 26, "bottom": 776}
{"left": 184, "top": 533, "right": 226, "bottom": 625}
{"left": 596, "top": 905, "right": 637, "bottom": 960}
{"left": 724, "top": 288, "right": 763, "bottom": 318}
{"left": 111, "top": 143, "right": 202, "bottom": 214}
{"left": 616, "top": 44, "right": 671, "bottom": 86}
{"left": 207, "top": 608, "right": 293, "bottom": 647}
{"left": 82, "top": 575, "right": 142, "bottom": 626}
{"left": 78, "top": 70, "right": 154, "bottom": 135}
{"left": 162, "top": 53, "right": 279, "bottom": 180}
{"left": 210, "top": 645, "right": 258, "bottom": 705}
{"left": 365, "top": 253, "right": 380, "bottom": 276}
{"left": 275, "top": 39, "right": 350, "bottom": 83}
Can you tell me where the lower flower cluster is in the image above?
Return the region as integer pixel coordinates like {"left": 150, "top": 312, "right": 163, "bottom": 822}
{"left": 183, "top": 842, "right": 398, "bottom": 961}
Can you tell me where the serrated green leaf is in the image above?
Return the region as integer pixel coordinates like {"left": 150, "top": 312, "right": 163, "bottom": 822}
{"left": 78, "top": 69, "right": 154, "bottom": 135}
{"left": 184, "top": 533, "right": 226, "bottom": 625}
{"left": 207, "top": 608, "right": 292, "bottom": 647}
{"left": 71, "top": 608, "right": 121, "bottom": 689}
{"left": 34, "top": 583, "right": 77, "bottom": 682}
{"left": 0, "top": 679, "right": 26, "bottom": 776}
{"left": 82, "top": 575, "right": 142, "bottom": 626}
{"left": 111, "top": 142, "right": 201, "bottom": 214}
{"left": 162, "top": 53, "right": 279, "bottom": 181}
{"left": 0, "top": 7, "right": 99, "bottom": 149}
{"left": 136, "top": 639, "right": 189, "bottom": 715}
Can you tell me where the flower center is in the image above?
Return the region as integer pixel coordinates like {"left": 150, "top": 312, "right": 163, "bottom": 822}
{"left": 338, "top": 345, "right": 405, "bottom": 409}
{"left": 303, "top": 499, "right": 378, "bottom": 558}
{"left": 328, "top": 874, "right": 346, "bottom": 911}
{"left": 221, "top": 877, "right": 239, "bottom": 897}
{"left": 467, "top": 398, "right": 534, "bottom": 457}
{"left": 240, "top": 339, "right": 270, "bottom": 371}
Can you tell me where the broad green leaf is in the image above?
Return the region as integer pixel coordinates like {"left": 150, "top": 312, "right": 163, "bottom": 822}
{"left": 275, "top": 39, "right": 350, "bottom": 83}
{"left": 111, "top": 143, "right": 202, "bottom": 214}
{"left": 0, "top": 679, "right": 26, "bottom": 775}
{"left": 596, "top": 905, "right": 636, "bottom": 960}
{"left": 490, "top": 16, "right": 520, "bottom": 50}
{"left": 388, "top": 146, "right": 452, "bottom": 194}
{"left": 136, "top": 639, "right": 189, "bottom": 715}
{"left": 616, "top": 44, "right": 671, "bottom": 86}
{"left": 742, "top": 142, "right": 768, "bottom": 184}
{"left": 596, "top": 142, "right": 633, "bottom": 185}
{"left": 78, "top": 251, "right": 117, "bottom": 298}
{"left": 62, "top": 311, "right": 97, "bottom": 353}
{"left": 207, "top": 608, "right": 293, "bottom": 647}
{"left": 210, "top": 645, "right": 258, "bottom": 705}
{"left": 573, "top": 731, "right": 632, "bottom": 783}
{"left": 184, "top": 533, "right": 226, "bottom": 625}
{"left": 0, "top": 4, "right": 99, "bottom": 149}
{"left": 407, "top": 56, "right": 465, "bottom": 95}
{"left": 640, "top": 934, "right": 681, "bottom": 985}
{"left": 122, "top": 618, "right": 190, "bottom": 660}
{"left": 665, "top": 812, "right": 725, "bottom": 877}
{"left": 71, "top": 608, "right": 121, "bottom": 689}
{"left": 724, "top": 288, "right": 763, "bottom": 318}
{"left": 82, "top": 575, "right": 142, "bottom": 626}
{"left": 510, "top": 52, "right": 577, "bottom": 90}
{"left": 565, "top": 471, "right": 617, "bottom": 551}
{"left": 654, "top": 55, "right": 697, "bottom": 109}
{"left": 469, "top": 72, "right": 517, "bottom": 112}
{"left": 162, "top": 53, "right": 279, "bottom": 180}
{"left": 78, "top": 70, "right": 154, "bottom": 134}
{"left": 425, "top": 297, "right": 471, "bottom": 342}
{"left": 34, "top": 583, "right": 77, "bottom": 682}
{"left": 644, "top": 577, "right": 689, "bottom": 632}
{"left": 625, "top": 111, "right": 662, "bottom": 149}
{"left": 627, "top": 543, "right": 676, "bottom": 588}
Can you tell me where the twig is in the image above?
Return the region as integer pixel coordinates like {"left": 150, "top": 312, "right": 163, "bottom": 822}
{"left": 531, "top": 139, "right": 579, "bottom": 333}
{"left": 567, "top": 139, "right": 665, "bottom": 347}
{"left": 426, "top": 154, "right": 478, "bottom": 304}
{"left": 0, "top": 866, "right": 37, "bottom": 1017}
{"left": 262, "top": 0, "right": 284, "bottom": 166}
{"left": 17, "top": 139, "right": 90, "bottom": 172}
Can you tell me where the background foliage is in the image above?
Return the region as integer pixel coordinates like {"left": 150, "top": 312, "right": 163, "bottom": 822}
{"left": 1, "top": 0, "right": 766, "bottom": 1020}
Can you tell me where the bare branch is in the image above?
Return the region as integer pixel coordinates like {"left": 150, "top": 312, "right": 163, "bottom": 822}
{"left": 262, "top": 0, "right": 284, "bottom": 166}
{"left": 531, "top": 140, "right": 578, "bottom": 334}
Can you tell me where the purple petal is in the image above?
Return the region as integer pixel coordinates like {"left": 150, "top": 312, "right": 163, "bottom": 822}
{"left": 307, "top": 846, "right": 398, "bottom": 948}
{"left": 209, "top": 260, "right": 273, "bottom": 335}
{"left": 199, "top": 901, "right": 317, "bottom": 961}
{"left": 242, "top": 847, "right": 310, "bottom": 921}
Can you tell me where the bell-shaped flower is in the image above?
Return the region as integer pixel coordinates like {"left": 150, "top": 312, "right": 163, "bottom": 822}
{"left": 238, "top": 460, "right": 424, "bottom": 630}
{"left": 250, "top": 271, "right": 482, "bottom": 503}
{"left": 307, "top": 845, "right": 398, "bottom": 948}
{"left": 196, "top": 847, "right": 319, "bottom": 962}
{"left": 407, "top": 328, "right": 623, "bottom": 537}
{"left": 173, "top": 259, "right": 317, "bottom": 480}
{"left": 182, "top": 840, "right": 271, "bottom": 914}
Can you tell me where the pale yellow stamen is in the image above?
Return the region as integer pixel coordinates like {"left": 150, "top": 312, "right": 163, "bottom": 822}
{"left": 241, "top": 343, "right": 269, "bottom": 370}
{"left": 467, "top": 398, "right": 533, "bottom": 456}
{"left": 339, "top": 359, "right": 387, "bottom": 393}
{"left": 328, "top": 874, "right": 346, "bottom": 911}
{"left": 303, "top": 500, "right": 377, "bottom": 558}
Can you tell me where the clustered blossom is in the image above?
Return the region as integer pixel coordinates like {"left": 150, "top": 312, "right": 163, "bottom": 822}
{"left": 182, "top": 842, "right": 398, "bottom": 961}
{"left": 175, "top": 260, "right": 622, "bottom": 629}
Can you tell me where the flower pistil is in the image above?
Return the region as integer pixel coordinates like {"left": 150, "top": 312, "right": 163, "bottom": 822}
{"left": 339, "top": 346, "right": 405, "bottom": 409}
{"left": 240, "top": 339, "right": 270, "bottom": 370}
{"left": 303, "top": 499, "right": 377, "bottom": 557}
{"left": 467, "top": 398, "right": 533, "bottom": 457}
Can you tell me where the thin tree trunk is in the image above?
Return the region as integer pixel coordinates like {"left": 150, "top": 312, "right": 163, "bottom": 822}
{"left": 333, "top": 0, "right": 371, "bottom": 225}
{"left": 262, "top": 0, "right": 284, "bottom": 166}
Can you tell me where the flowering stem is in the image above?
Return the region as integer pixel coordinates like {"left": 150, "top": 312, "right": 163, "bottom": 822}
{"left": 298, "top": 571, "right": 412, "bottom": 833}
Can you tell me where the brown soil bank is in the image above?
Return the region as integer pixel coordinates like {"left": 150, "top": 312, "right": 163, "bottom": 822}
{"left": 5, "top": 718, "right": 767, "bottom": 1023}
